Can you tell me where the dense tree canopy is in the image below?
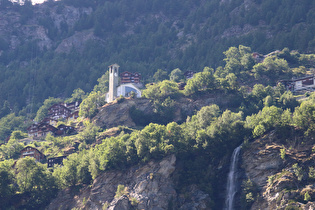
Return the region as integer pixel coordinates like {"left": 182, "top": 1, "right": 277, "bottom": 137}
{"left": 184, "top": 67, "right": 216, "bottom": 96}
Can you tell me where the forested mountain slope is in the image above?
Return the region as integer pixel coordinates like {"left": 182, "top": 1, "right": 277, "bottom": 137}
{"left": 1, "top": 0, "right": 315, "bottom": 209}
{"left": 1, "top": 43, "right": 315, "bottom": 208}
{"left": 0, "top": 0, "right": 314, "bottom": 112}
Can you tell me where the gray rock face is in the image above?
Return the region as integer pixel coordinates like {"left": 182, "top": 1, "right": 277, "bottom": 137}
{"left": 92, "top": 92, "right": 239, "bottom": 130}
{"left": 93, "top": 98, "right": 154, "bottom": 129}
{"left": 243, "top": 141, "right": 283, "bottom": 189}
{"left": 242, "top": 139, "right": 283, "bottom": 210}
{"left": 87, "top": 155, "right": 177, "bottom": 210}
{"left": 107, "top": 195, "right": 130, "bottom": 210}
{"left": 47, "top": 155, "right": 211, "bottom": 210}
{"left": 242, "top": 135, "right": 315, "bottom": 210}
{"left": 55, "top": 29, "right": 101, "bottom": 53}
{"left": 0, "top": 4, "right": 92, "bottom": 52}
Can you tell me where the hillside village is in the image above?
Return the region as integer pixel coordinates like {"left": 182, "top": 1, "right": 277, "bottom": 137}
{"left": 26, "top": 64, "right": 144, "bottom": 139}
{"left": 22, "top": 63, "right": 199, "bottom": 141}
{"left": 11, "top": 52, "right": 315, "bottom": 169}
{"left": 13, "top": 63, "right": 204, "bottom": 169}
{"left": 27, "top": 101, "right": 80, "bottom": 139}
{"left": 13, "top": 64, "right": 147, "bottom": 168}
{"left": 1, "top": 0, "right": 315, "bottom": 208}
{"left": 1, "top": 47, "right": 315, "bottom": 209}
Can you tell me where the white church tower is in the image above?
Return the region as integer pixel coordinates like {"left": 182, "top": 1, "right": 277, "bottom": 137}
{"left": 108, "top": 64, "right": 119, "bottom": 102}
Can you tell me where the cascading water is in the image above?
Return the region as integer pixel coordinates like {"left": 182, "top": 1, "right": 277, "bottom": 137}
{"left": 224, "top": 145, "right": 242, "bottom": 210}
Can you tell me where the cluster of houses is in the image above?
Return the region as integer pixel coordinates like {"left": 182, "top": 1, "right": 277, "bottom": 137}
{"left": 25, "top": 64, "right": 196, "bottom": 141}
{"left": 20, "top": 102, "right": 81, "bottom": 167}
{"left": 19, "top": 65, "right": 144, "bottom": 167}
{"left": 16, "top": 63, "right": 315, "bottom": 169}
{"left": 19, "top": 146, "right": 67, "bottom": 168}
{"left": 18, "top": 64, "right": 198, "bottom": 167}
{"left": 27, "top": 101, "right": 80, "bottom": 139}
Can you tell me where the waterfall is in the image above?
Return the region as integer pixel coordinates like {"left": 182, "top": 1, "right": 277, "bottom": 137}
{"left": 224, "top": 145, "right": 241, "bottom": 210}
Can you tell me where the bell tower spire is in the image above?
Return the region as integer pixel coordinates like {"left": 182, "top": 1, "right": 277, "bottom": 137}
{"left": 108, "top": 64, "right": 119, "bottom": 102}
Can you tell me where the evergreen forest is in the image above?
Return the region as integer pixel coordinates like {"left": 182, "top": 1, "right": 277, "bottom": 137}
{"left": 0, "top": 0, "right": 314, "bottom": 113}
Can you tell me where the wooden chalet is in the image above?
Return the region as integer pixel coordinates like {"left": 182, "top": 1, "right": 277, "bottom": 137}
{"left": 36, "top": 122, "right": 58, "bottom": 137}
{"left": 27, "top": 122, "right": 76, "bottom": 138}
{"left": 55, "top": 124, "right": 75, "bottom": 136}
{"left": 120, "top": 71, "right": 141, "bottom": 84}
{"left": 27, "top": 124, "right": 38, "bottom": 136}
{"left": 27, "top": 122, "right": 58, "bottom": 138}
{"left": 47, "top": 104, "right": 72, "bottom": 120}
{"left": 41, "top": 117, "right": 58, "bottom": 127}
{"left": 47, "top": 155, "right": 67, "bottom": 168}
{"left": 20, "top": 146, "right": 45, "bottom": 162}
{"left": 64, "top": 101, "right": 81, "bottom": 113}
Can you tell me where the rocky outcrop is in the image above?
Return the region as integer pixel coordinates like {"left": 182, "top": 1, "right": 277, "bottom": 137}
{"left": 242, "top": 138, "right": 284, "bottom": 189}
{"left": 93, "top": 98, "right": 154, "bottom": 129}
{"left": 242, "top": 134, "right": 315, "bottom": 209}
{"left": 47, "top": 155, "right": 211, "bottom": 210}
{"left": 0, "top": 4, "right": 92, "bottom": 52}
{"left": 93, "top": 91, "right": 239, "bottom": 129}
{"left": 55, "top": 29, "right": 102, "bottom": 53}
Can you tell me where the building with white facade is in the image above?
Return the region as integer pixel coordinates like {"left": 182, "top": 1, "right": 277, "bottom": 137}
{"left": 106, "top": 64, "right": 142, "bottom": 103}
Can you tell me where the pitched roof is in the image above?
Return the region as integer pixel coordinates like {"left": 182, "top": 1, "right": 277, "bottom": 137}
{"left": 20, "top": 146, "right": 43, "bottom": 155}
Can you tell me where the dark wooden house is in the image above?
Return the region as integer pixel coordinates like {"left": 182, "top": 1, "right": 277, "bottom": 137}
{"left": 120, "top": 71, "right": 141, "bottom": 84}
{"left": 20, "top": 146, "right": 45, "bottom": 162}
{"left": 47, "top": 104, "right": 72, "bottom": 120}
{"left": 55, "top": 124, "right": 75, "bottom": 136}
{"left": 47, "top": 156, "right": 67, "bottom": 168}
{"left": 64, "top": 101, "right": 81, "bottom": 113}
{"left": 27, "top": 122, "right": 58, "bottom": 138}
{"left": 41, "top": 117, "right": 58, "bottom": 127}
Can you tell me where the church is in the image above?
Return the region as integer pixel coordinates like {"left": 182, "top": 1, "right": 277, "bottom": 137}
{"left": 105, "top": 64, "right": 142, "bottom": 103}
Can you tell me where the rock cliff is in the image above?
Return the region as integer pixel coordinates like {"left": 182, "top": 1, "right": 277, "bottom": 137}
{"left": 92, "top": 92, "right": 240, "bottom": 129}
{"left": 242, "top": 133, "right": 315, "bottom": 209}
{"left": 93, "top": 98, "right": 154, "bottom": 129}
{"left": 0, "top": 3, "right": 92, "bottom": 52}
{"left": 47, "top": 155, "right": 211, "bottom": 210}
